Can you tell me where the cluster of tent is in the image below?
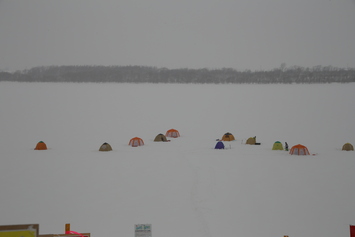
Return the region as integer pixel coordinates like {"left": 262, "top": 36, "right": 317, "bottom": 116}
{"left": 215, "top": 133, "right": 354, "bottom": 155}
{"left": 98, "top": 129, "right": 181, "bottom": 151}
{"left": 34, "top": 129, "right": 181, "bottom": 151}
{"left": 220, "top": 133, "right": 260, "bottom": 145}
{"left": 34, "top": 130, "right": 354, "bottom": 155}
{"left": 216, "top": 133, "right": 260, "bottom": 148}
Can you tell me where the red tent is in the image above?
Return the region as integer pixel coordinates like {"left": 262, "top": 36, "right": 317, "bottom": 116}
{"left": 165, "top": 129, "right": 180, "bottom": 138}
{"left": 129, "top": 137, "right": 144, "bottom": 147}
{"left": 289, "top": 144, "right": 310, "bottom": 155}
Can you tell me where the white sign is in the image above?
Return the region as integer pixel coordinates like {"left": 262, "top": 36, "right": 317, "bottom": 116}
{"left": 135, "top": 224, "right": 151, "bottom": 237}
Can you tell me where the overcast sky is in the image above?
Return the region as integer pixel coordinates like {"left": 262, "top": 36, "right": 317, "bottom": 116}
{"left": 1, "top": 0, "right": 355, "bottom": 72}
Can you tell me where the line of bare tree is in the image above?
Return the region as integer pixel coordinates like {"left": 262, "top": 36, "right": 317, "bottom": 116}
{"left": 1, "top": 64, "right": 354, "bottom": 84}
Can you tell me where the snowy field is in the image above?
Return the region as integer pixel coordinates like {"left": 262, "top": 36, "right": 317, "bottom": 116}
{"left": 0, "top": 82, "right": 354, "bottom": 237}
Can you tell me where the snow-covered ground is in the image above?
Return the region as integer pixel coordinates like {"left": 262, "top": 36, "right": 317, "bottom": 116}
{"left": 0, "top": 82, "right": 354, "bottom": 237}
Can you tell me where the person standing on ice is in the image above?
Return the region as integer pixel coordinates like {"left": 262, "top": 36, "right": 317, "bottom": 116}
{"left": 285, "top": 142, "right": 289, "bottom": 151}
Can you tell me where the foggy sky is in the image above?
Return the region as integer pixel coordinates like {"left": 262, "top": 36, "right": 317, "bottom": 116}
{"left": 0, "top": 0, "right": 355, "bottom": 72}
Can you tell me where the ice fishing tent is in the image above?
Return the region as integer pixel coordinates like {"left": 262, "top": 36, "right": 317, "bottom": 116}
{"left": 221, "top": 132, "right": 235, "bottom": 141}
{"left": 129, "top": 137, "right": 144, "bottom": 147}
{"left": 215, "top": 141, "right": 225, "bottom": 149}
{"left": 272, "top": 141, "right": 284, "bottom": 150}
{"left": 166, "top": 129, "right": 180, "bottom": 138}
{"left": 154, "top": 133, "right": 168, "bottom": 142}
{"left": 34, "top": 141, "right": 47, "bottom": 150}
{"left": 289, "top": 144, "right": 310, "bottom": 155}
{"left": 99, "top": 142, "right": 112, "bottom": 151}
{"left": 246, "top": 137, "right": 256, "bottom": 145}
{"left": 342, "top": 143, "right": 354, "bottom": 151}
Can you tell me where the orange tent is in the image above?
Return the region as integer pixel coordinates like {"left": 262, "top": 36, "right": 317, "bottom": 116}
{"left": 129, "top": 137, "right": 144, "bottom": 147}
{"left": 166, "top": 129, "right": 180, "bottom": 138}
{"left": 34, "top": 141, "right": 47, "bottom": 150}
{"left": 221, "top": 132, "right": 235, "bottom": 141}
{"left": 289, "top": 144, "right": 310, "bottom": 155}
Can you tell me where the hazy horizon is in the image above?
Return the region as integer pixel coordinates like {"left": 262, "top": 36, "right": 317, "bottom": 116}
{"left": 1, "top": 0, "right": 355, "bottom": 72}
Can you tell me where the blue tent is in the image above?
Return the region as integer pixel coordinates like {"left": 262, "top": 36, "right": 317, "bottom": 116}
{"left": 215, "top": 141, "right": 225, "bottom": 149}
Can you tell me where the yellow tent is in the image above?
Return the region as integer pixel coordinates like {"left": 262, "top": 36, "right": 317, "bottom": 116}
{"left": 272, "top": 141, "right": 284, "bottom": 150}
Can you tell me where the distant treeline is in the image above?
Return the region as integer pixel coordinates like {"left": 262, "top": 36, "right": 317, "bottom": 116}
{"left": 1, "top": 65, "right": 355, "bottom": 84}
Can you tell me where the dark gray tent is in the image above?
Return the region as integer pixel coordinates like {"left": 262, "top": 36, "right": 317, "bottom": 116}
{"left": 99, "top": 142, "right": 112, "bottom": 151}
{"left": 154, "top": 133, "right": 168, "bottom": 142}
{"left": 342, "top": 143, "right": 354, "bottom": 151}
